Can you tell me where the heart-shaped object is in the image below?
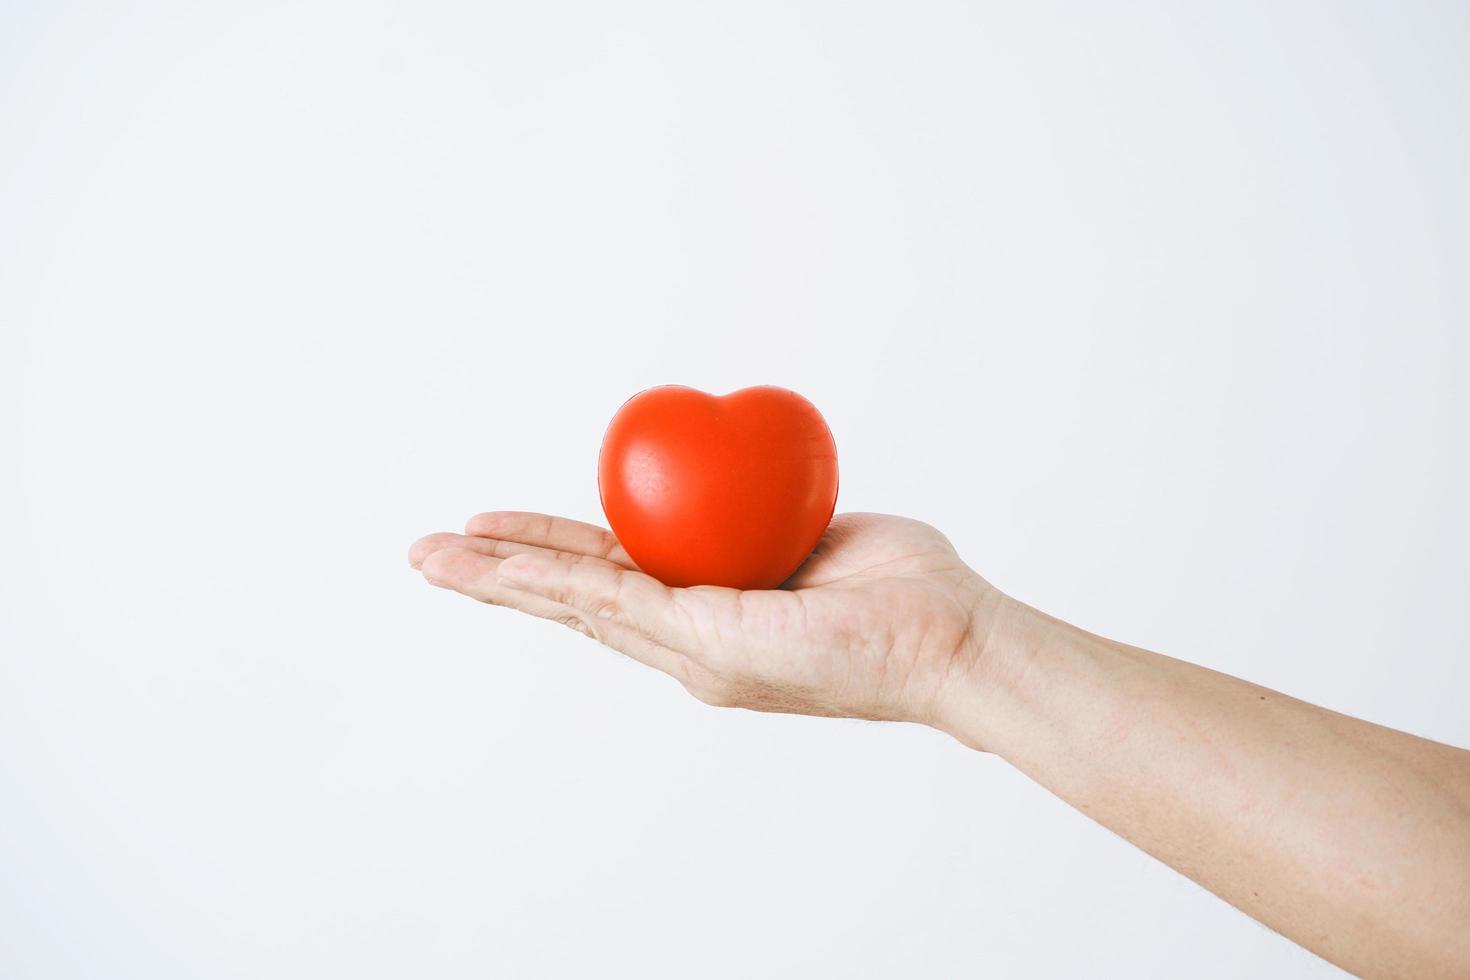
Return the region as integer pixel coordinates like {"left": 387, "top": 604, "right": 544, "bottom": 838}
{"left": 598, "top": 385, "right": 839, "bottom": 590}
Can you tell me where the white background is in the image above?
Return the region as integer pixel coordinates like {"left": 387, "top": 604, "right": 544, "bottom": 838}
{"left": 3, "top": 2, "right": 1467, "bottom": 977}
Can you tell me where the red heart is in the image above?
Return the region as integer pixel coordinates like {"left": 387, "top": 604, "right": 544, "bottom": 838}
{"left": 598, "top": 385, "right": 839, "bottom": 590}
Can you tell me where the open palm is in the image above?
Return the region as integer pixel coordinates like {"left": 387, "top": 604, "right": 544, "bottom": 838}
{"left": 410, "top": 512, "right": 993, "bottom": 724}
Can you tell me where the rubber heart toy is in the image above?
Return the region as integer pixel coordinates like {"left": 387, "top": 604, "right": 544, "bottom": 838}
{"left": 598, "top": 385, "right": 839, "bottom": 590}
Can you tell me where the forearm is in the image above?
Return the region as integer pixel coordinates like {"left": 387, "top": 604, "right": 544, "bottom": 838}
{"left": 939, "top": 592, "right": 1470, "bottom": 978}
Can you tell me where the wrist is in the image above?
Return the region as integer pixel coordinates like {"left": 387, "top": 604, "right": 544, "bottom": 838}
{"left": 932, "top": 581, "right": 1045, "bottom": 754}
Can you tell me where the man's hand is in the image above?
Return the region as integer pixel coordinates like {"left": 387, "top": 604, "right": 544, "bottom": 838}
{"left": 409, "top": 511, "right": 998, "bottom": 726}
{"left": 411, "top": 509, "right": 1470, "bottom": 977}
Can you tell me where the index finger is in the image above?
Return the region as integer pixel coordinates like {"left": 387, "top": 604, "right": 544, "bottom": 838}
{"left": 464, "top": 511, "right": 636, "bottom": 569}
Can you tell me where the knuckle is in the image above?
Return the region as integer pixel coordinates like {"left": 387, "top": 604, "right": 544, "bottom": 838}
{"left": 553, "top": 612, "right": 594, "bottom": 638}
{"left": 583, "top": 597, "right": 622, "bottom": 623}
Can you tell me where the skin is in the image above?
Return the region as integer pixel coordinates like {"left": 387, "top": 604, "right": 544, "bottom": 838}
{"left": 410, "top": 511, "right": 1470, "bottom": 978}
